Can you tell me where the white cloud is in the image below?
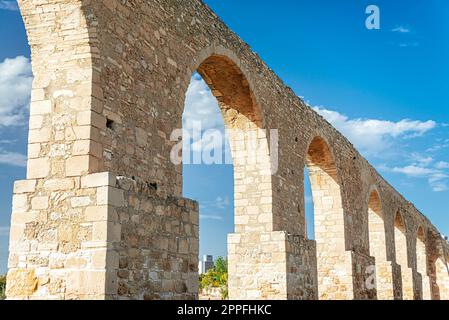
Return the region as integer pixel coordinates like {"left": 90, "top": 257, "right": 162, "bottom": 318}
{"left": 435, "top": 161, "right": 449, "bottom": 170}
{"left": 202, "top": 196, "right": 231, "bottom": 211}
{"left": 382, "top": 165, "right": 448, "bottom": 192}
{"left": 0, "top": 150, "right": 27, "bottom": 167}
{"left": 427, "top": 141, "right": 449, "bottom": 153}
{"left": 428, "top": 173, "right": 449, "bottom": 192}
{"left": 0, "top": 1, "right": 19, "bottom": 11}
{"left": 313, "top": 107, "right": 436, "bottom": 156}
{"left": 0, "top": 226, "right": 10, "bottom": 237}
{"left": 215, "top": 196, "right": 230, "bottom": 209}
{"left": 183, "top": 73, "right": 223, "bottom": 133}
{"left": 390, "top": 165, "right": 438, "bottom": 177}
{"left": 0, "top": 56, "right": 33, "bottom": 127}
{"left": 183, "top": 74, "right": 232, "bottom": 162}
{"left": 392, "top": 26, "right": 411, "bottom": 33}
{"left": 410, "top": 153, "right": 433, "bottom": 166}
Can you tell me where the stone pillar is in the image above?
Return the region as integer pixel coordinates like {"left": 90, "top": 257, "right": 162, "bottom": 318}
{"left": 227, "top": 231, "right": 288, "bottom": 300}
{"left": 375, "top": 261, "right": 395, "bottom": 300}
{"left": 394, "top": 214, "right": 414, "bottom": 300}
{"left": 228, "top": 231, "right": 318, "bottom": 300}
{"left": 7, "top": 173, "right": 118, "bottom": 299}
{"left": 416, "top": 234, "right": 431, "bottom": 300}
{"left": 367, "top": 191, "right": 394, "bottom": 300}
{"left": 6, "top": 0, "right": 107, "bottom": 299}
{"left": 7, "top": 173, "right": 199, "bottom": 300}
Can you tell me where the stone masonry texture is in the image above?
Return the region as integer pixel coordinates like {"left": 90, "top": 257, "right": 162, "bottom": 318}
{"left": 5, "top": 0, "right": 449, "bottom": 300}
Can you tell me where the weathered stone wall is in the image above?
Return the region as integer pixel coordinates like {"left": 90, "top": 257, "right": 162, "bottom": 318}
{"left": 285, "top": 235, "right": 318, "bottom": 300}
{"left": 6, "top": 0, "right": 449, "bottom": 300}
{"left": 110, "top": 176, "right": 199, "bottom": 300}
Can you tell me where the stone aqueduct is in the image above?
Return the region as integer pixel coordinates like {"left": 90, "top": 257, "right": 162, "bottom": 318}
{"left": 5, "top": 0, "right": 449, "bottom": 300}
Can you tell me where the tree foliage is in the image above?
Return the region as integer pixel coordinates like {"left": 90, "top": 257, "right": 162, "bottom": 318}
{"left": 199, "top": 257, "right": 228, "bottom": 300}
{"left": 0, "top": 274, "right": 6, "bottom": 300}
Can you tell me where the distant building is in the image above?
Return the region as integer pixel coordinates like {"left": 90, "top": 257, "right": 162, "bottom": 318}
{"left": 198, "top": 255, "right": 214, "bottom": 274}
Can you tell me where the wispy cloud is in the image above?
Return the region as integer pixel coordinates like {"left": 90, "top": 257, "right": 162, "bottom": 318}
{"left": 390, "top": 165, "right": 438, "bottom": 177}
{"left": 0, "top": 56, "right": 33, "bottom": 127}
{"left": 398, "top": 42, "right": 419, "bottom": 48}
{"left": 381, "top": 164, "right": 449, "bottom": 192}
{"left": 313, "top": 107, "right": 436, "bottom": 157}
{"left": 305, "top": 195, "right": 313, "bottom": 205}
{"left": 0, "top": 150, "right": 27, "bottom": 167}
{"left": 202, "top": 196, "right": 231, "bottom": 211}
{"left": 200, "top": 214, "right": 224, "bottom": 221}
{"left": 435, "top": 161, "right": 449, "bottom": 170}
{"left": 0, "top": 1, "right": 19, "bottom": 11}
{"left": 427, "top": 139, "right": 449, "bottom": 153}
{"left": 392, "top": 26, "right": 411, "bottom": 33}
{"left": 410, "top": 153, "right": 434, "bottom": 166}
{"left": 0, "top": 139, "right": 16, "bottom": 144}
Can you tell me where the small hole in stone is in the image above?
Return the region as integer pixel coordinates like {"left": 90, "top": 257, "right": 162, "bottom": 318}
{"left": 148, "top": 182, "right": 158, "bottom": 191}
{"left": 106, "top": 118, "right": 115, "bottom": 130}
{"left": 295, "top": 137, "right": 298, "bottom": 142}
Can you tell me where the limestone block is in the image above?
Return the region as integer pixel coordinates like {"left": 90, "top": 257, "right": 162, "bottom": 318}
{"left": 29, "top": 115, "right": 44, "bottom": 129}
{"left": 66, "top": 155, "right": 90, "bottom": 177}
{"left": 31, "top": 196, "right": 49, "bottom": 210}
{"left": 71, "top": 196, "right": 92, "bottom": 208}
{"left": 12, "top": 194, "right": 29, "bottom": 213}
{"left": 81, "top": 172, "right": 116, "bottom": 188}
{"left": 29, "top": 128, "right": 51, "bottom": 143}
{"left": 6, "top": 269, "right": 39, "bottom": 298}
{"left": 43, "top": 178, "right": 75, "bottom": 191}
{"left": 30, "top": 100, "right": 52, "bottom": 115}
{"left": 14, "top": 180, "right": 36, "bottom": 194}
{"left": 27, "top": 158, "right": 50, "bottom": 179}
{"left": 28, "top": 144, "right": 41, "bottom": 159}
{"left": 96, "top": 186, "right": 124, "bottom": 207}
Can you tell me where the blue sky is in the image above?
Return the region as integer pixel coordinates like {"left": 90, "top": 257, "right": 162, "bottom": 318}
{"left": 0, "top": 0, "right": 448, "bottom": 273}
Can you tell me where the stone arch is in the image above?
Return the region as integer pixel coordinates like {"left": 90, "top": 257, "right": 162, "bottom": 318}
{"left": 367, "top": 187, "right": 394, "bottom": 299}
{"left": 182, "top": 47, "right": 273, "bottom": 234}
{"left": 181, "top": 49, "right": 277, "bottom": 299}
{"left": 394, "top": 211, "right": 414, "bottom": 299}
{"left": 304, "top": 136, "right": 352, "bottom": 300}
{"left": 416, "top": 226, "right": 431, "bottom": 299}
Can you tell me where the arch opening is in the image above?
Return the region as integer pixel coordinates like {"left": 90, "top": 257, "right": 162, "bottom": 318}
{"left": 367, "top": 190, "right": 394, "bottom": 300}
{"left": 181, "top": 54, "right": 273, "bottom": 300}
{"left": 394, "top": 212, "right": 414, "bottom": 300}
{"left": 305, "top": 136, "right": 352, "bottom": 300}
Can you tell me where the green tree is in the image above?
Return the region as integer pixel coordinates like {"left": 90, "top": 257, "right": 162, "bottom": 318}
{"left": 0, "top": 274, "right": 6, "bottom": 300}
{"left": 199, "top": 257, "right": 228, "bottom": 300}
{"left": 214, "top": 257, "right": 228, "bottom": 274}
